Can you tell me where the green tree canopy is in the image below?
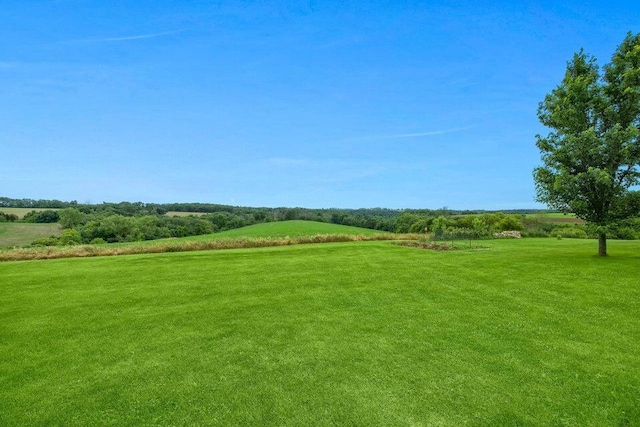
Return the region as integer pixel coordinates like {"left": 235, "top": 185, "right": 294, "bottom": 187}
{"left": 534, "top": 32, "right": 640, "bottom": 256}
{"left": 59, "top": 207, "right": 84, "bottom": 229}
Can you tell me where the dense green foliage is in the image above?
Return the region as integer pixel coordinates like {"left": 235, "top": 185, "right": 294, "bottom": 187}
{"left": 3, "top": 197, "right": 640, "bottom": 246}
{"left": 1, "top": 239, "right": 639, "bottom": 425}
{"left": 0, "top": 212, "right": 19, "bottom": 222}
{"left": 21, "top": 209, "right": 60, "bottom": 223}
{"left": 0, "top": 197, "right": 71, "bottom": 209}
{"left": 534, "top": 32, "right": 640, "bottom": 255}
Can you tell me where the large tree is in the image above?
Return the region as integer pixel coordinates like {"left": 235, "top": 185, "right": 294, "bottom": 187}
{"left": 534, "top": 32, "right": 640, "bottom": 256}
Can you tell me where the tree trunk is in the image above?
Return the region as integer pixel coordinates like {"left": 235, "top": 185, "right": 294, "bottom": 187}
{"left": 598, "top": 232, "right": 607, "bottom": 257}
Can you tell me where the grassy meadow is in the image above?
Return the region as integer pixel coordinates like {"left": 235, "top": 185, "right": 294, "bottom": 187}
{"left": 1, "top": 236, "right": 639, "bottom": 425}
{"left": 0, "top": 223, "right": 62, "bottom": 247}
{"left": 524, "top": 212, "right": 576, "bottom": 218}
{"left": 184, "top": 220, "right": 391, "bottom": 240}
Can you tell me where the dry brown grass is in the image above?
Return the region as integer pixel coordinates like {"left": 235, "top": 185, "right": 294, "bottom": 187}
{"left": 0, "top": 233, "right": 418, "bottom": 262}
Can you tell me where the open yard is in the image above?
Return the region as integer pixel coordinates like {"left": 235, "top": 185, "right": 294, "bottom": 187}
{"left": 1, "top": 236, "right": 639, "bottom": 425}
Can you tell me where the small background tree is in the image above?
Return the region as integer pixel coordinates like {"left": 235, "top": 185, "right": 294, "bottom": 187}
{"left": 534, "top": 32, "right": 640, "bottom": 256}
{"left": 59, "top": 207, "right": 84, "bottom": 229}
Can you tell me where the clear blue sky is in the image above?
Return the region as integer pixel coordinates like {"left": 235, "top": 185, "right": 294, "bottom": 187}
{"left": 2, "top": 1, "right": 639, "bottom": 209}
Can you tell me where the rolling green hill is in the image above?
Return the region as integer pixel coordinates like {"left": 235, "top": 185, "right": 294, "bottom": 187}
{"left": 187, "top": 220, "right": 391, "bottom": 240}
{"left": 1, "top": 238, "right": 639, "bottom": 425}
{"left": 103, "top": 220, "right": 392, "bottom": 249}
{"left": 110, "top": 220, "right": 392, "bottom": 248}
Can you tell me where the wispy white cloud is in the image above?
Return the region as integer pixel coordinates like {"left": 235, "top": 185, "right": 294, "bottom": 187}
{"left": 344, "top": 126, "right": 473, "bottom": 142}
{"left": 64, "top": 30, "right": 184, "bottom": 44}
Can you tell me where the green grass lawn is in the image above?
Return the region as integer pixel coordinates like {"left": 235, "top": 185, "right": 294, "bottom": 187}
{"left": 1, "top": 238, "right": 639, "bottom": 425}
{"left": 0, "top": 222, "right": 61, "bottom": 247}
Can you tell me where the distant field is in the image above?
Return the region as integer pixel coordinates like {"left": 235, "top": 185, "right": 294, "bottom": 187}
{"left": 0, "top": 223, "right": 62, "bottom": 247}
{"left": 0, "top": 207, "right": 59, "bottom": 219}
{"left": 525, "top": 212, "right": 585, "bottom": 223}
{"left": 165, "top": 211, "right": 207, "bottom": 217}
{"left": 454, "top": 212, "right": 585, "bottom": 224}
{"left": 524, "top": 212, "right": 576, "bottom": 218}
{"left": 1, "top": 238, "right": 638, "bottom": 425}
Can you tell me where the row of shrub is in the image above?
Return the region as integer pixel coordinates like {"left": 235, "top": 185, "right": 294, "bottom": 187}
{"left": 0, "top": 197, "right": 549, "bottom": 234}
{"left": 32, "top": 209, "right": 241, "bottom": 245}
{"left": 0, "top": 212, "right": 20, "bottom": 222}
{"left": 428, "top": 216, "right": 640, "bottom": 241}
{"left": 0, "top": 210, "right": 61, "bottom": 223}
{"left": 6, "top": 203, "right": 640, "bottom": 247}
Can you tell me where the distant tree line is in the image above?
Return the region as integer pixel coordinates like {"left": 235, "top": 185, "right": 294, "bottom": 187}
{"left": 2, "top": 197, "right": 640, "bottom": 245}
{"left": 0, "top": 197, "right": 74, "bottom": 209}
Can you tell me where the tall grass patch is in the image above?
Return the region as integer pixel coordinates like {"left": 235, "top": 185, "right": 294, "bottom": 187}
{"left": 0, "top": 233, "right": 404, "bottom": 261}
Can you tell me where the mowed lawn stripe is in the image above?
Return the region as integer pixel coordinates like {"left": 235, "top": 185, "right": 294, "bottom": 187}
{"left": 1, "top": 239, "right": 639, "bottom": 425}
